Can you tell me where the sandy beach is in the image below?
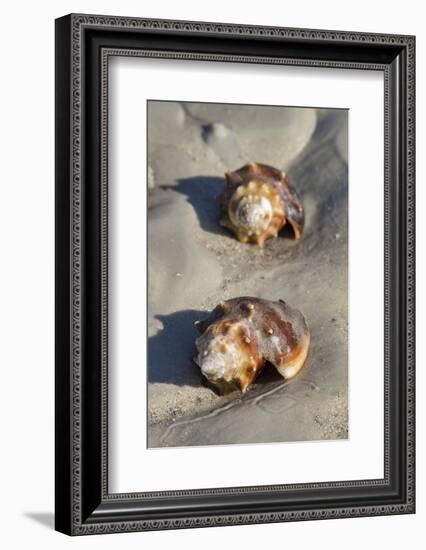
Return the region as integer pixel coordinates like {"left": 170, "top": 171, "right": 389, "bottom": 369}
{"left": 147, "top": 100, "right": 348, "bottom": 448}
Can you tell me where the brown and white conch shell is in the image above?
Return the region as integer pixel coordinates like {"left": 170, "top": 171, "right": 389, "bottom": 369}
{"left": 219, "top": 162, "right": 304, "bottom": 246}
{"left": 194, "top": 297, "right": 310, "bottom": 394}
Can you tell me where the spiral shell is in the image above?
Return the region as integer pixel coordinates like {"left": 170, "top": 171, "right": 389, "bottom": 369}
{"left": 194, "top": 297, "right": 310, "bottom": 394}
{"left": 219, "top": 162, "right": 304, "bottom": 246}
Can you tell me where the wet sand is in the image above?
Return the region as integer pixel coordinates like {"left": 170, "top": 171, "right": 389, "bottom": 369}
{"left": 147, "top": 101, "right": 348, "bottom": 448}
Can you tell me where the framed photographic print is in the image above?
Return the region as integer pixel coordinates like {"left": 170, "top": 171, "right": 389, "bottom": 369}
{"left": 55, "top": 14, "right": 415, "bottom": 535}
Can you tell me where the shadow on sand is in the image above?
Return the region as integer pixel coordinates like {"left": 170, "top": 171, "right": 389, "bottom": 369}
{"left": 148, "top": 309, "right": 207, "bottom": 386}
{"left": 172, "top": 176, "right": 228, "bottom": 237}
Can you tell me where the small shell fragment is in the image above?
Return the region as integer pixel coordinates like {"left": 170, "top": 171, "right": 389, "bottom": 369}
{"left": 219, "top": 162, "right": 305, "bottom": 246}
{"left": 194, "top": 297, "right": 310, "bottom": 394}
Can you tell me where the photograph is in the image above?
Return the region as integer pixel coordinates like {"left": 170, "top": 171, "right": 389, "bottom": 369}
{"left": 147, "top": 100, "right": 349, "bottom": 448}
{"left": 0, "top": 0, "right": 420, "bottom": 544}
{"left": 52, "top": 10, "right": 415, "bottom": 537}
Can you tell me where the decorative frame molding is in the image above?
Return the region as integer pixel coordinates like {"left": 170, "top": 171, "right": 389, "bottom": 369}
{"left": 55, "top": 14, "right": 415, "bottom": 535}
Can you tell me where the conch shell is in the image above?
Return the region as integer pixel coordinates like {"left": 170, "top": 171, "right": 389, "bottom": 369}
{"left": 219, "top": 162, "right": 304, "bottom": 246}
{"left": 194, "top": 297, "right": 310, "bottom": 394}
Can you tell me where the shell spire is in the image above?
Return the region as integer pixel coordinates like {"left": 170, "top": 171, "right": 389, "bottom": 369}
{"left": 219, "top": 162, "right": 305, "bottom": 246}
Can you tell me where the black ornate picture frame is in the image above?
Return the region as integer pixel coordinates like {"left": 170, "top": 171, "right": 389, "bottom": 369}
{"left": 55, "top": 14, "right": 415, "bottom": 535}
